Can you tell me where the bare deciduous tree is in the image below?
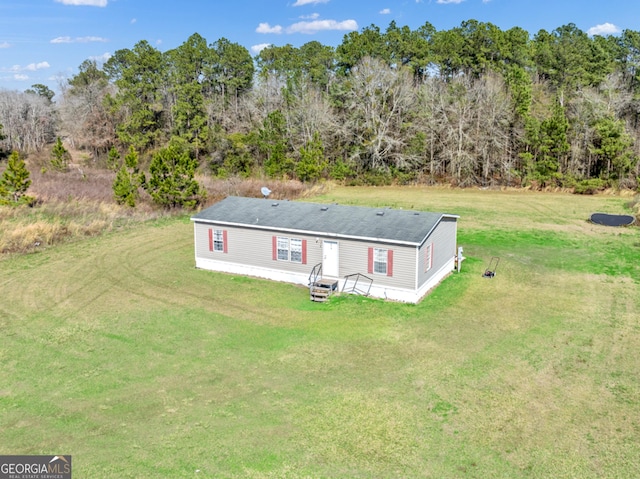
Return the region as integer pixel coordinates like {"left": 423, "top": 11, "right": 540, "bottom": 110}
{"left": 468, "top": 74, "right": 513, "bottom": 183}
{"left": 337, "top": 57, "right": 415, "bottom": 171}
{"left": 434, "top": 78, "right": 477, "bottom": 184}
{"left": 0, "top": 91, "right": 57, "bottom": 152}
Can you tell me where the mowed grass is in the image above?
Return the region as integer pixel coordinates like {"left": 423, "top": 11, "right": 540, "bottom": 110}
{"left": 1, "top": 187, "right": 639, "bottom": 478}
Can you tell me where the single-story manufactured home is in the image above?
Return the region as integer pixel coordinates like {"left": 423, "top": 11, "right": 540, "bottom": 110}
{"left": 191, "top": 196, "right": 460, "bottom": 303}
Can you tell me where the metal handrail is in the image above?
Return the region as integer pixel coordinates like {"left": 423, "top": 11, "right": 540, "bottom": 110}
{"left": 341, "top": 273, "right": 373, "bottom": 296}
{"left": 308, "top": 263, "right": 322, "bottom": 286}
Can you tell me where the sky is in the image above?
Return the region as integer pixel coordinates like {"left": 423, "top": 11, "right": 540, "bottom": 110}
{"left": 1, "top": 0, "right": 640, "bottom": 97}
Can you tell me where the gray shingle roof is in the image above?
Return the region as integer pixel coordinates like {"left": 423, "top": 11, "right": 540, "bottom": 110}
{"left": 191, "top": 196, "right": 457, "bottom": 245}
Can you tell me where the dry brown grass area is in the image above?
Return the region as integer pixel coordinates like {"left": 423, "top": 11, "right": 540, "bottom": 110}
{"left": 0, "top": 154, "right": 322, "bottom": 257}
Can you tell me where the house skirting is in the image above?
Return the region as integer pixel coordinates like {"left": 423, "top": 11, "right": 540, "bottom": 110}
{"left": 195, "top": 257, "right": 311, "bottom": 288}
{"left": 364, "top": 257, "right": 455, "bottom": 303}
{"left": 195, "top": 256, "right": 455, "bottom": 304}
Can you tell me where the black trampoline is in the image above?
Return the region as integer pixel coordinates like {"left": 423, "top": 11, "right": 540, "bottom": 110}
{"left": 590, "top": 213, "right": 636, "bottom": 227}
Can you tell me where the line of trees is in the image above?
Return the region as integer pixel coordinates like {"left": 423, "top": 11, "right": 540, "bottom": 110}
{"left": 2, "top": 20, "right": 640, "bottom": 192}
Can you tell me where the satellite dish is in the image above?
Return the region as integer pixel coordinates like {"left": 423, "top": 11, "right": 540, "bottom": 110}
{"left": 261, "top": 186, "right": 271, "bottom": 198}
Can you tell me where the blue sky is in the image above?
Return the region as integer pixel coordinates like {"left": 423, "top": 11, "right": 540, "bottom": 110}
{"left": 1, "top": 0, "right": 639, "bottom": 95}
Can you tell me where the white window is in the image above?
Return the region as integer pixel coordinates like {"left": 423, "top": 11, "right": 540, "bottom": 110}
{"left": 424, "top": 243, "right": 433, "bottom": 272}
{"left": 290, "top": 238, "right": 303, "bottom": 263}
{"left": 277, "top": 237, "right": 289, "bottom": 261}
{"left": 213, "top": 230, "right": 224, "bottom": 252}
{"left": 374, "top": 248, "right": 388, "bottom": 275}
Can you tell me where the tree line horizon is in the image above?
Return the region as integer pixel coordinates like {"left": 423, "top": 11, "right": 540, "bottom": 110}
{"left": 2, "top": 19, "right": 640, "bottom": 193}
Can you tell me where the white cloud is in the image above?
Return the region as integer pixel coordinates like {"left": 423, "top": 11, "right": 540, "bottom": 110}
{"left": 50, "top": 36, "right": 72, "bottom": 44}
{"left": 26, "top": 62, "right": 51, "bottom": 71}
{"left": 82, "top": 36, "right": 107, "bottom": 42}
{"left": 588, "top": 22, "right": 620, "bottom": 36}
{"left": 130, "top": 18, "right": 137, "bottom": 24}
{"left": 10, "top": 62, "right": 50, "bottom": 72}
{"left": 380, "top": 8, "right": 391, "bottom": 14}
{"left": 14, "top": 74, "right": 29, "bottom": 81}
{"left": 89, "top": 52, "right": 112, "bottom": 63}
{"left": 54, "top": 0, "right": 108, "bottom": 6}
{"left": 286, "top": 19, "right": 358, "bottom": 34}
{"left": 51, "top": 36, "right": 108, "bottom": 43}
{"left": 251, "top": 43, "right": 271, "bottom": 55}
{"left": 292, "top": 0, "right": 329, "bottom": 6}
{"left": 257, "top": 15, "right": 357, "bottom": 36}
{"left": 0, "top": 42, "right": 10, "bottom": 49}
{"left": 256, "top": 22, "right": 283, "bottom": 34}
{"left": 436, "top": 0, "right": 465, "bottom": 3}
{"left": 300, "top": 13, "right": 320, "bottom": 20}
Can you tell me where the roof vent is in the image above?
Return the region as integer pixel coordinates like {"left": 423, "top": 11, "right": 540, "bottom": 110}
{"left": 320, "top": 206, "right": 329, "bottom": 211}
{"left": 376, "top": 211, "right": 385, "bottom": 216}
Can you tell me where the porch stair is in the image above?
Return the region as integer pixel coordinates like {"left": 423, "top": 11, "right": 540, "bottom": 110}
{"left": 310, "top": 279, "right": 338, "bottom": 302}
{"left": 309, "top": 263, "right": 341, "bottom": 302}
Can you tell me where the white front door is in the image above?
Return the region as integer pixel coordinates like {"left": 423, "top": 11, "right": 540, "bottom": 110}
{"left": 322, "top": 241, "right": 339, "bottom": 277}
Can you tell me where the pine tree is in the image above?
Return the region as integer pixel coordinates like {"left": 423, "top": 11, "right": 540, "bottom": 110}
{"left": 258, "top": 110, "right": 294, "bottom": 178}
{"left": 523, "top": 97, "right": 569, "bottom": 186}
{"left": 0, "top": 151, "right": 34, "bottom": 205}
{"left": 144, "top": 143, "right": 205, "bottom": 209}
{"left": 113, "top": 165, "right": 135, "bottom": 207}
{"left": 107, "top": 146, "right": 121, "bottom": 171}
{"left": 113, "top": 146, "right": 143, "bottom": 207}
{"left": 590, "top": 116, "right": 636, "bottom": 180}
{"left": 50, "top": 137, "right": 70, "bottom": 172}
{"left": 296, "top": 132, "right": 327, "bottom": 182}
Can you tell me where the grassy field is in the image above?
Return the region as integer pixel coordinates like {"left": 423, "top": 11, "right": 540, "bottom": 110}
{"left": 1, "top": 187, "right": 639, "bottom": 478}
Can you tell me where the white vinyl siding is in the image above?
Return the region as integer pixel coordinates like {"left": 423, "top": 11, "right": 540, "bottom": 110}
{"left": 194, "top": 223, "right": 432, "bottom": 294}
{"left": 417, "top": 217, "right": 457, "bottom": 289}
